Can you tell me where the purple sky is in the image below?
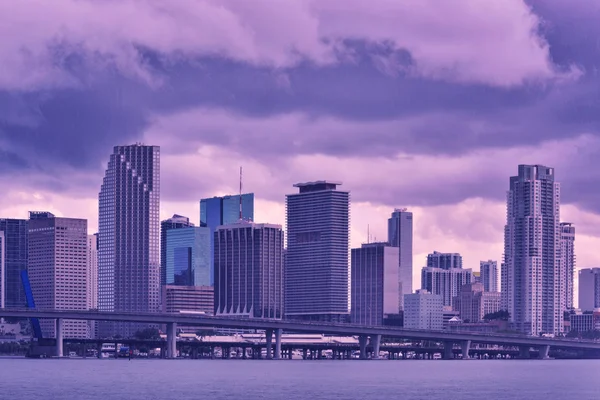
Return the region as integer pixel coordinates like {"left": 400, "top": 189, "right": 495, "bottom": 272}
{"left": 1, "top": 0, "right": 600, "bottom": 288}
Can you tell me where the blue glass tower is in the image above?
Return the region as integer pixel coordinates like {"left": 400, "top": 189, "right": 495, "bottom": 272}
{"left": 200, "top": 193, "right": 254, "bottom": 285}
{"left": 166, "top": 227, "right": 211, "bottom": 287}
{"left": 0, "top": 219, "right": 28, "bottom": 309}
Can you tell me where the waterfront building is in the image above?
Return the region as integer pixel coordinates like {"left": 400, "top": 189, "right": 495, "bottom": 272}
{"left": 0, "top": 219, "right": 28, "bottom": 308}
{"left": 421, "top": 266, "right": 472, "bottom": 308}
{"left": 98, "top": 144, "right": 160, "bottom": 338}
{"left": 427, "top": 251, "right": 462, "bottom": 269}
{"left": 0, "top": 232, "right": 4, "bottom": 309}
{"left": 165, "top": 227, "right": 211, "bottom": 287}
{"left": 28, "top": 212, "right": 88, "bottom": 338}
{"left": 387, "top": 208, "right": 413, "bottom": 308}
{"left": 560, "top": 222, "right": 575, "bottom": 310}
{"left": 351, "top": 242, "right": 400, "bottom": 326}
{"left": 403, "top": 290, "right": 443, "bottom": 330}
{"left": 569, "top": 312, "right": 600, "bottom": 333}
{"left": 480, "top": 260, "right": 498, "bottom": 292}
{"left": 453, "top": 283, "right": 501, "bottom": 323}
{"left": 578, "top": 268, "right": 600, "bottom": 312}
{"left": 160, "top": 215, "right": 194, "bottom": 287}
{"left": 200, "top": 193, "right": 254, "bottom": 286}
{"left": 285, "top": 181, "right": 350, "bottom": 322}
{"left": 162, "top": 285, "right": 214, "bottom": 333}
{"left": 214, "top": 222, "right": 284, "bottom": 319}
{"left": 502, "top": 165, "right": 562, "bottom": 335}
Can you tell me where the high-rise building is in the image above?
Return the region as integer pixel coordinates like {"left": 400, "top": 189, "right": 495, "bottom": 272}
{"left": 87, "top": 234, "right": 98, "bottom": 310}
{"left": 200, "top": 193, "right": 254, "bottom": 286}
{"left": 453, "top": 282, "right": 501, "bottom": 323}
{"left": 387, "top": 209, "right": 413, "bottom": 308}
{"left": 160, "top": 215, "right": 194, "bottom": 288}
{"left": 165, "top": 227, "right": 211, "bottom": 286}
{"left": 480, "top": 260, "right": 498, "bottom": 292}
{"left": 98, "top": 144, "right": 160, "bottom": 338}
{"left": 578, "top": 268, "right": 600, "bottom": 312}
{"left": 0, "top": 219, "right": 28, "bottom": 308}
{"left": 0, "top": 232, "right": 4, "bottom": 309}
{"left": 214, "top": 221, "right": 284, "bottom": 319}
{"left": 427, "top": 251, "right": 463, "bottom": 269}
{"left": 421, "top": 266, "right": 472, "bottom": 308}
{"left": 285, "top": 181, "right": 350, "bottom": 322}
{"left": 350, "top": 242, "right": 400, "bottom": 326}
{"left": 28, "top": 212, "right": 88, "bottom": 338}
{"left": 502, "top": 164, "right": 562, "bottom": 335}
{"left": 560, "top": 222, "right": 576, "bottom": 310}
{"left": 403, "top": 290, "right": 443, "bottom": 330}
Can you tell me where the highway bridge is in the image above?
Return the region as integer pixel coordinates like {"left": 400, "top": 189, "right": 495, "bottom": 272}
{"left": 2, "top": 308, "right": 600, "bottom": 359}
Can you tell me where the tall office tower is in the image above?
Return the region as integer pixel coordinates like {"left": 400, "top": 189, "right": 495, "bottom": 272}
{"left": 387, "top": 209, "right": 413, "bottom": 308}
{"left": 502, "top": 165, "right": 561, "bottom": 335}
{"left": 87, "top": 234, "right": 98, "bottom": 310}
{"left": 560, "top": 223, "right": 576, "bottom": 310}
{"left": 578, "top": 268, "right": 600, "bottom": 311}
{"left": 351, "top": 243, "right": 400, "bottom": 326}
{"left": 28, "top": 212, "right": 88, "bottom": 338}
{"left": 480, "top": 260, "right": 498, "bottom": 292}
{"left": 0, "top": 219, "right": 28, "bottom": 308}
{"left": 285, "top": 181, "right": 350, "bottom": 322}
{"left": 214, "top": 222, "right": 284, "bottom": 319}
{"left": 421, "top": 266, "right": 472, "bottom": 307}
{"left": 454, "top": 282, "right": 501, "bottom": 323}
{"left": 427, "top": 251, "right": 463, "bottom": 269}
{"left": 160, "top": 214, "right": 194, "bottom": 288}
{"left": 200, "top": 193, "right": 254, "bottom": 286}
{"left": 98, "top": 144, "right": 160, "bottom": 338}
{"left": 165, "top": 227, "right": 211, "bottom": 286}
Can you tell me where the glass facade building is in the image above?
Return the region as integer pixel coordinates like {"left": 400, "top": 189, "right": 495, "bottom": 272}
{"left": 98, "top": 144, "right": 160, "bottom": 338}
{"left": 285, "top": 181, "right": 350, "bottom": 322}
{"left": 214, "top": 222, "right": 284, "bottom": 319}
{"left": 0, "top": 219, "right": 28, "bottom": 309}
{"left": 165, "top": 227, "right": 211, "bottom": 287}
{"left": 427, "top": 251, "right": 463, "bottom": 269}
{"left": 200, "top": 193, "right": 254, "bottom": 286}
{"left": 351, "top": 242, "right": 400, "bottom": 326}
{"left": 387, "top": 209, "right": 413, "bottom": 309}
{"left": 160, "top": 215, "right": 194, "bottom": 288}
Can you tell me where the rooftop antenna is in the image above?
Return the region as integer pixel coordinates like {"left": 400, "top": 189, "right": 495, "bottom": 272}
{"left": 367, "top": 224, "right": 370, "bottom": 244}
{"left": 239, "top": 166, "right": 243, "bottom": 221}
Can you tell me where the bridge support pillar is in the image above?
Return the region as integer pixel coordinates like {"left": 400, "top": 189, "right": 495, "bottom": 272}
{"left": 167, "top": 322, "right": 177, "bottom": 359}
{"left": 97, "top": 342, "right": 102, "bottom": 359}
{"left": 443, "top": 341, "right": 454, "bottom": 360}
{"left": 359, "top": 335, "right": 368, "bottom": 360}
{"left": 371, "top": 335, "right": 381, "bottom": 359}
{"left": 302, "top": 348, "right": 307, "bottom": 360}
{"left": 265, "top": 329, "right": 274, "bottom": 359}
{"left": 461, "top": 340, "right": 471, "bottom": 360}
{"left": 55, "top": 318, "right": 63, "bottom": 358}
{"left": 519, "top": 346, "right": 530, "bottom": 359}
{"left": 274, "top": 329, "right": 282, "bottom": 359}
{"left": 538, "top": 345, "right": 550, "bottom": 360}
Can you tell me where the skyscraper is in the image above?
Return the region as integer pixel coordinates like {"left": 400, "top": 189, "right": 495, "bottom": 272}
{"left": 0, "top": 232, "right": 4, "bottom": 309}
{"left": 165, "top": 227, "right": 211, "bottom": 286}
{"left": 480, "top": 260, "right": 498, "bottom": 292}
{"left": 351, "top": 242, "right": 400, "bottom": 326}
{"left": 0, "top": 219, "right": 28, "bottom": 308}
{"left": 200, "top": 193, "right": 254, "bottom": 285}
{"left": 421, "top": 266, "right": 472, "bottom": 307}
{"left": 427, "top": 251, "right": 463, "bottom": 269}
{"left": 502, "top": 164, "right": 562, "bottom": 335}
{"left": 98, "top": 144, "right": 160, "bottom": 338}
{"left": 578, "top": 268, "right": 600, "bottom": 312}
{"left": 214, "top": 221, "right": 284, "bottom": 319}
{"left": 387, "top": 209, "right": 413, "bottom": 308}
{"left": 560, "top": 222, "right": 575, "bottom": 310}
{"left": 87, "top": 234, "right": 98, "bottom": 310}
{"left": 28, "top": 212, "right": 88, "bottom": 338}
{"left": 160, "top": 215, "right": 194, "bottom": 287}
{"left": 285, "top": 181, "right": 350, "bottom": 322}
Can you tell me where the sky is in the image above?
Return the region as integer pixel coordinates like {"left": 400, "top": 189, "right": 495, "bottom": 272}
{"left": 1, "top": 0, "right": 600, "bottom": 295}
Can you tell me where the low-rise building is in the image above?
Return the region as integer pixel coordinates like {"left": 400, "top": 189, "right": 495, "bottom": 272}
{"left": 403, "top": 290, "right": 443, "bottom": 330}
{"left": 569, "top": 312, "right": 600, "bottom": 333}
{"left": 454, "top": 283, "right": 501, "bottom": 323}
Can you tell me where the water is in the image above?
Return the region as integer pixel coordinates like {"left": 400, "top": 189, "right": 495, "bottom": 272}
{"left": 0, "top": 358, "right": 598, "bottom": 399}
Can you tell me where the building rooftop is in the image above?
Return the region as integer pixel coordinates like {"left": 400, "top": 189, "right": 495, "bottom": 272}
{"left": 292, "top": 181, "right": 343, "bottom": 193}
{"left": 216, "top": 220, "right": 282, "bottom": 230}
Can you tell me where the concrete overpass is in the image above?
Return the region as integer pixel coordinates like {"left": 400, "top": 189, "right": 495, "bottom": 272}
{"left": 2, "top": 308, "right": 600, "bottom": 359}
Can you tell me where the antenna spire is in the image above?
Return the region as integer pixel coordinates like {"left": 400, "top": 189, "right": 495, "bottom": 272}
{"left": 239, "top": 166, "right": 243, "bottom": 220}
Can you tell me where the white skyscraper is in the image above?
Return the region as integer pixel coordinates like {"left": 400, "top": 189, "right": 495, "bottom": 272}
{"left": 480, "top": 260, "right": 498, "bottom": 292}
{"left": 560, "top": 223, "right": 575, "bottom": 310}
{"left": 388, "top": 209, "right": 413, "bottom": 309}
{"left": 502, "top": 165, "right": 562, "bottom": 335}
